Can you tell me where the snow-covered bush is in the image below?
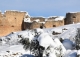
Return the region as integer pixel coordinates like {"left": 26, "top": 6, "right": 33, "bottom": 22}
{"left": 34, "top": 28, "right": 44, "bottom": 35}
{"left": 18, "top": 30, "right": 35, "bottom": 43}
{"left": 19, "top": 38, "right": 30, "bottom": 50}
{"left": 34, "top": 29, "right": 66, "bottom": 57}
{"left": 30, "top": 40, "right": 44, "bottom": 57}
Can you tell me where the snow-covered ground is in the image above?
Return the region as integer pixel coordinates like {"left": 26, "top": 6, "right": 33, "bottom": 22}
{"left": 0, "top": 23, "right": 80, "bottom": 57}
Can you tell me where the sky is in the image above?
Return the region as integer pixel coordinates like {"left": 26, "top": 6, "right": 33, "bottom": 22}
{"left": 0, "top": 0, "right": 80, "bottom": 17}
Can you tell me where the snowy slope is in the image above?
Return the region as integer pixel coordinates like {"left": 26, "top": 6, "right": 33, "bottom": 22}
{"left": 0, "top": 23, "right": 80, "bottom": 57}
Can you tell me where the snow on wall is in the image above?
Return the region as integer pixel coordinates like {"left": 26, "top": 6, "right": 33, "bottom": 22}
{"left": 24, "top": 18, "right": 31, "bottom": 22}
{"left": 54, "top": 16, "right": 65, "bottom": 21}
{"left": 33, "top": 19, "right": 40, "bottom": 22}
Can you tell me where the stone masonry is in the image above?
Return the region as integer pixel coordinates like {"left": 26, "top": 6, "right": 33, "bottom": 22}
{"left": 0, "top": 10, "right": 80, "bottom": 36}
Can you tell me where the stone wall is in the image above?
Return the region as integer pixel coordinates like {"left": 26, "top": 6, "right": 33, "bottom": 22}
{"left": 24, "top": 22, "right": 32, "bottom": 29}
{"left": 30, "top": 17, "right": 45, "bottom": 22}
{"left": 0, "top": 10, "right": 26, "bottom": 36}
{"left": 5, "top": 11, "right": 26, "bottom": 27}
{"left": 24, "top": 21, "right": 42, "bottom": 29}
{"left": 44, "top": 20, "right": 64, "bottom": 28}
{"left": 24, "top": 20, "right": 64, "bottom": 29}
{"left": 30, "top": 21, "right": 41, "bottom": 29}
{"left": 65, "top": 12, "right": 80, "bottom": 25}
{"left": 0, "top": 10, "right": 65, "bottom": 36}
{"left": 47, "top": 17, "right": 57, "bottom": 21}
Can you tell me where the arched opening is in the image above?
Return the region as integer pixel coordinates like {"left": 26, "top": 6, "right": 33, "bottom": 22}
{"left": 40, "top": 26, "right": 43, "bottom": 29}
{"left": 53, "top": 25, "right": 56, "bottom": 27}
{"left": 73, "top": 16, "right": 76, "bottom": 18}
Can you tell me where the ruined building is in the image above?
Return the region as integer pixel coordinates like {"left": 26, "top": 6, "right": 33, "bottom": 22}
{"left": 0, "top": 10, "right": 80, "bottom": 36}
{"left": 65, "top": 12, "right": 80, "bottom": 25}
{"left": 23, "top": 16, "right": 64, "bottom": 29}
{"left": 0, "top": 10, "right": 27, "bottom": 36}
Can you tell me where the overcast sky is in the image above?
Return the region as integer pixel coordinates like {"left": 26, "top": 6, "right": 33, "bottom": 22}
{"left": 0, "top": 0, "right": 80, "bottom": 17}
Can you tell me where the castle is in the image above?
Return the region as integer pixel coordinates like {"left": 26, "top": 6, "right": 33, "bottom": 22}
{"left": 0, "top": 10, "right": 80, "bottom": 36}
{"left": 23, "top": 16, "right": 64, "bottom": 29}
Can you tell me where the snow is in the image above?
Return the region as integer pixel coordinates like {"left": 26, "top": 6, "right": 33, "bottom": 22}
{"left": 1, "top": 23, "right": 80, "bottom": 57}
{"left": 17, "top": 30, "right": 35, "bottom": 42}
{"left": 33, "top": 19, "right": 40, "bottom": 22}
{"left": 39, "top": 22, "right": 45, "bottom": 24}
{"left": 24, "top": 18, "right": 31, "bottom": 22}
{"left": 36, "top": 29, "right": 66, "bottom": 57}
{"left": 76, "top": 50, "right": 80, "bottom": 56}
{"left": 68, "top": 12, "right": 80, "bottom": 13}
{"left": 54, "top": 16, "right": 64, "bottom": 21}
{"left": 34, "top": 28, "right": 44, "bottom": 34}
{"left": 5, "top": 10, "right": 26, "bottom": 12}
{"left": 62, "top": 39, "right": 74, "bottom": 50}
{"left": 0, "top": 45, "right": 31, "bottom": 57}
{"left": 54, "top": 38, "right": 66, "bottom": 55}
{"left": 31, "top": 16, "right": 46, "bottom": 18}
{"left": 77, "top": 50, "right": 80, "bottom": 55}
{"left": 63, "top": 50, "right": 77, "bottom": 57}
{"left": 37, "top": 32, "right": 56, "bottom": 49}
{"left": 52, "top": 28, "right": 63, "bottom": 33}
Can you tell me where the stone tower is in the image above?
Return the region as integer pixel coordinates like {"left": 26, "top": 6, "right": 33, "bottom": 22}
{"left": 65, "top": 12, "right": 80, "bottom": 25}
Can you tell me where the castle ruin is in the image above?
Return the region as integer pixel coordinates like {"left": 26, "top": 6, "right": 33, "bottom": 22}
{"left": 65, "top": 12, "right": 80, "bottom": 24}
{"left": 0, "top": 10, "right": 27, "bottom": 36}
{"left": 23, "top": 16, "right": 64, "bottom": 29}
{"left": 0, "top": 10, "right": 80, "bottom": 36}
